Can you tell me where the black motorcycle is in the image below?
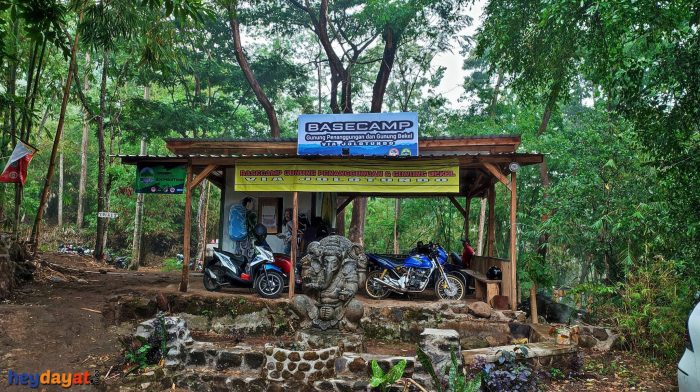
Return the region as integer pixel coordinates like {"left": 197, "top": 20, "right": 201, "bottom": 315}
{"left": 203, "top": 245, "right": 287, "bottom": 298}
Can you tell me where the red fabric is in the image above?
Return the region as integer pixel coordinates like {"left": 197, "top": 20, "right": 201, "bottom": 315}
{"left": 461, "top": 243, "right": 475, "bottom": 268}
{"left": 0, "top": 154, "right": 33, "bottom": 185}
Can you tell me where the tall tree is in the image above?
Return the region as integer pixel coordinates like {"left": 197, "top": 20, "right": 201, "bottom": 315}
{"left": 30, "top": 11, "right": 80, "bottom": 249}
{"left": 76, "top": 51, "right": 90, "bottom": 227}
{"left": 224, "top": 0, "right": 280, "bottom": 137}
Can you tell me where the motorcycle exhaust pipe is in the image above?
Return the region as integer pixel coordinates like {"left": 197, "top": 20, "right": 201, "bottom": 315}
{"left": 371, "top": 277, "right": 406, "bottom": 293}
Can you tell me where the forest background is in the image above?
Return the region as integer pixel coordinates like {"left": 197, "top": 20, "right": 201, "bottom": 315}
{"left": 0, "top": 0, "right": 698, "bottom": 365}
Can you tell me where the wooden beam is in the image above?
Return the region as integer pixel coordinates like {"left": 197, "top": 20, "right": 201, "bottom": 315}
{"left": 189, "top": 164, "right": 218, "bottom": 190}
{"left": 482, "top": 162, "right": 511, "bottom": 191}
{"left": 487, "top": 183, "right": 495, "bottom": 257}
{"left": 509, "top": 172, "right": 518, "bottom": 311}
{"left": 288, "top": 191, "right": 299, "bottom": 299}
{"left": 179, "top": 164, "right": 193, "bottom": 292}
{"left": 336, "top": 196, "right": 355, "bottom": 215}
{"left": 448, "top": 196, "right": 467, "bottom": 218}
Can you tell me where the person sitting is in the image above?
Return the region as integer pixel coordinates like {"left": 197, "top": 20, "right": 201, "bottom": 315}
{"left": 461, "top": 239, "right": 475, "bottom": 269}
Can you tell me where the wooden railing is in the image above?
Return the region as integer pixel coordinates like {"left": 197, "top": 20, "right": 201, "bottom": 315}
{"left": 471, "top": 255, "right": 512, "bottom": 301}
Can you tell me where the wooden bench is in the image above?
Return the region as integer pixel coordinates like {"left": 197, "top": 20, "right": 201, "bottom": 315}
{"left": 463, "top": 269, "right": 501, "bottom": 305}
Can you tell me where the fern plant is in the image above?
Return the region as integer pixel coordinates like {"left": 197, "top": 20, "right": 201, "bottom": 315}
{"left": 369, "top": 359, "right": 407, "bottom": 392}
{"left": 416, "top": 346, "right": 482, "bottom": 392}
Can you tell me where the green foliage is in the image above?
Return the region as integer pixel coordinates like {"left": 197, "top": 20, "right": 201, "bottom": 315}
{"left": 125, "top": 342, "right": 152, "bottom": 369}
{"left": 415, "top": 346, "right": 481, "bottom": 392}
{"left": 161, "top": 257, "right": 181, "bottom": 272}
{"left": 448, "top": 350, "right": 481, "bottom": 392}
{"left": 549, "top": 367, "right": 564, "bottom": 380}
{"left": 614, "top": 256, "right": 694, "bottom": 363}
{"left": 368, "top": 359, "right": 406, "bottom": 392}
{"left": 416, "top": 346, "right": 443, "bottom": 392}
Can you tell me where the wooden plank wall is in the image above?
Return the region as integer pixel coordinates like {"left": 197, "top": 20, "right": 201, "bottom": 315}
{"left": 471, "top": 256, "right": 512, "bottom": 301}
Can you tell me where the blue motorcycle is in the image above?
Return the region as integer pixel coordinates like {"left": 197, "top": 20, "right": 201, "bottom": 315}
{"left": 364, "top": 243, "right": 466, "bottom": 300}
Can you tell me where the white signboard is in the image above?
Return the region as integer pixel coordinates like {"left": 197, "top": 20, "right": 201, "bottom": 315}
{"left": 297, "top": 112, "right": 419, "bottom": 156}
{"left": 98, "top": 212, "right": 118, "bottom": 219}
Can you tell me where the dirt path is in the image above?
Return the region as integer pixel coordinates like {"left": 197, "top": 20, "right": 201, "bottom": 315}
{"left": 0, "top": 253, "right": 678, "bottom": 391}
{"left": 0, "top": 253, "right": 180, "bottom": 391}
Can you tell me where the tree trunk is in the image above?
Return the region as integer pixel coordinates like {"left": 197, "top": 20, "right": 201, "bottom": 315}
{"left": 130, "top": 136, "right": 148, "bottom": 270}
{"left": 8, "top": 19, "right": 18, "bottom": 237}
{"left": 370, "top": 27, "right": 399, "bottom": 112}
{"left": 226, "top": 3, "right": 280, "bottom": 137}
{"left": 58, "top": 150, "right": 63, "bottom": 227}
{"left": 530, "top": 284, "right": 538, "bottom": 324}
{"left": 535, "top": 82, "right": 561, "bottom": 261}
{"left": 348, "top": 197, "right": 367, "bottom": 246}
{"left": 195, "top": 180, "right": 209, "bottom": 266}
{"left": 476, "top": 197, "right": 486, "bottom": 255}
{"left": 94, "top": 48, "right": 109, "bottom": 261}
{"left": 77, "top": 52, "right": 90, "bottom": 227}
{"left": 392, "top": 198, "right": 401, "bottom": 254}
{"left": 30, "top": 17, "right": 81, "bottom": 249}
{"left": 489, "top": 72, "right": 504, "bottom": 118}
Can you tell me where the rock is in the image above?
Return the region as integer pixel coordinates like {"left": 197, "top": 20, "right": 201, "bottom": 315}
{"left": 415, "top": 329, "right": 462, "bottom": 389}
{"left": 244, "top": 352, "right": 265, "bottom": 369}
{"left": 592, "top": 327, "right": 609, "bottom": 341}
{"left": 50, "top": 275, "right": 67, "bottom": 283}
{"left": 216, "top": 351, "right": 243, "bottom": 369}
{"left": 176, "top": 313, "right": 209, "bottom": 331}
{"left": 490, "top": 295, "right": 509, "bottom": 310}
{"left": 135, "top": 315, "right": 193, "bottom": 368}
{"left": 467, "top": 301, "right": 492, "bottom": 318}
{"left": 578, "top": 334, "right": 597, "bottom": 349}
{"left": 231, "top": 309, "right": 272, "bottom": 335}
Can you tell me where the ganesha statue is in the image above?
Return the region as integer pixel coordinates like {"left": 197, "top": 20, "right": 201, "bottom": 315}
{"left": 291, "top": 235, "right": 367, "bottom": 333}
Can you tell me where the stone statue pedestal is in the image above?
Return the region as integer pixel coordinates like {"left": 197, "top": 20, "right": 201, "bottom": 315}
{"left": 296, "top": 330, "right": 364, "bottom": 353}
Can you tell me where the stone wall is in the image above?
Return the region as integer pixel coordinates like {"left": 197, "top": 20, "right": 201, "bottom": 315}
{"left": 263, "top": 345, "right": 339, "bottom": 383}
{"left": 105, "top": 293, "right": 528, "bottom": 352}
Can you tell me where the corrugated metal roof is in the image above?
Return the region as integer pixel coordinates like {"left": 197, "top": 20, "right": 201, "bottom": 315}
{"left": 114, "top": 151, "right": 541, "bottom": 159}
{"left": 163, "top": 135, "right": 520, "bottom": 143}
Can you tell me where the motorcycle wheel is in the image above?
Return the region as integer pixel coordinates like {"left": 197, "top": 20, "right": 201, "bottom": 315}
{"left": 255, "top": 270, "right": 285, "bottom": 298}
{"left": 435, "top": 274, "right": 465, "bottom": 301}
{"left": 203, "top": 267, "right": 222, "bottom": 292}
{"left": 364, "top": 270, "right": 391, "bottom": 299}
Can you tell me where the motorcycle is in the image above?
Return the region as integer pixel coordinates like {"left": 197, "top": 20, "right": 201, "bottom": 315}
{"left": 364, "top": 242, "right": 466, "bottom": 300}
{"left": 203, "top": 245, "right": 289, "bottom": 298}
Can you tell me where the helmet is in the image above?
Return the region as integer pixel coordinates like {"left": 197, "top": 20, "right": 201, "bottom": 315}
{"left": 486, "top": 266, "right": 502, "bottom": 280}
{"left": 253, "top": 224, "right": 267, "bottom": 238}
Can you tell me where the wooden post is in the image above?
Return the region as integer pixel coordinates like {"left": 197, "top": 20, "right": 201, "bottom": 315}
{"left": 200, "top": 181, "right": 211, "bottom": 263}
{"left": 509, "top": 172, "right": 517, "bottom": 310}
{"left": 288, "top": 191, "right": 299, "bottom": 298}
{"left": 464, "top": 197, "right": 471, "bottom": 240}
{"left": 180, "top": 164, "right": 193, "bottom": 292}
{"left": 477, "top": 198, "right": 487, "bottom": 256}
{"left": 487, "top": 184, "right": 496, "bottom": 257}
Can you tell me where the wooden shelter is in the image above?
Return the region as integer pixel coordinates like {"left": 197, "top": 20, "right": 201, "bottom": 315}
{"left": 119, "top": 135, "right": 543, "bottom": 310}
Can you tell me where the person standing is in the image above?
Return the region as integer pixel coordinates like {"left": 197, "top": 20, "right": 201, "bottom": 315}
{"left": 277, "top": 208, "right": 294, "bottom": 255}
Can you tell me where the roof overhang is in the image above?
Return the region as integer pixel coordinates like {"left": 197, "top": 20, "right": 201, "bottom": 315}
{"left": 163, "top": 135, "right": 522, "bottom": 156}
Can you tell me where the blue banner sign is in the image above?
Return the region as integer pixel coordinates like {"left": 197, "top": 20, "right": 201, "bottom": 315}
{"left": 297, "top": 112, "right": 419, "bottom": 156}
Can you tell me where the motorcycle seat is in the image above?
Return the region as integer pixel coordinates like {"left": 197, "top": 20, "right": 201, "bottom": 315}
{"left": 367, "top": 254, "right": 405, "bottom": 268}
{"left": 214, "top": 247, "right": 248, "bottom": 263}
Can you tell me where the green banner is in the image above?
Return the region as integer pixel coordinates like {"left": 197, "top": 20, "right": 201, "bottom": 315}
{"left": 136, "top": 163, "right": 186, "bottom": 194}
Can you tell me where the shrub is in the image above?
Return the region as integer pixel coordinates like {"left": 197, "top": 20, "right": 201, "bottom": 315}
{"left": 614, "top": 256, "right": 694, "bottom": 363}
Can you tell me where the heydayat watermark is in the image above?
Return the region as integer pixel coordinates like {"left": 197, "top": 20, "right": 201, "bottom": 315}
{"left": 6, "top": 369, "right": 100, "bottom": 388}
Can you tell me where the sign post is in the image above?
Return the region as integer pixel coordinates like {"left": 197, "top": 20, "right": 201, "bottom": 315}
{"left": 297, "top": 112, "right": 419, "bottom": 157}
{"left": 136, "top": 163, "right": 186, "bottom": 194}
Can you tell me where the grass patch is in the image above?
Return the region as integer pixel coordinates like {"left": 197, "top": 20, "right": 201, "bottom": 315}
{"left": 162, "top": 258, "right": 181, "bottom": 272}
